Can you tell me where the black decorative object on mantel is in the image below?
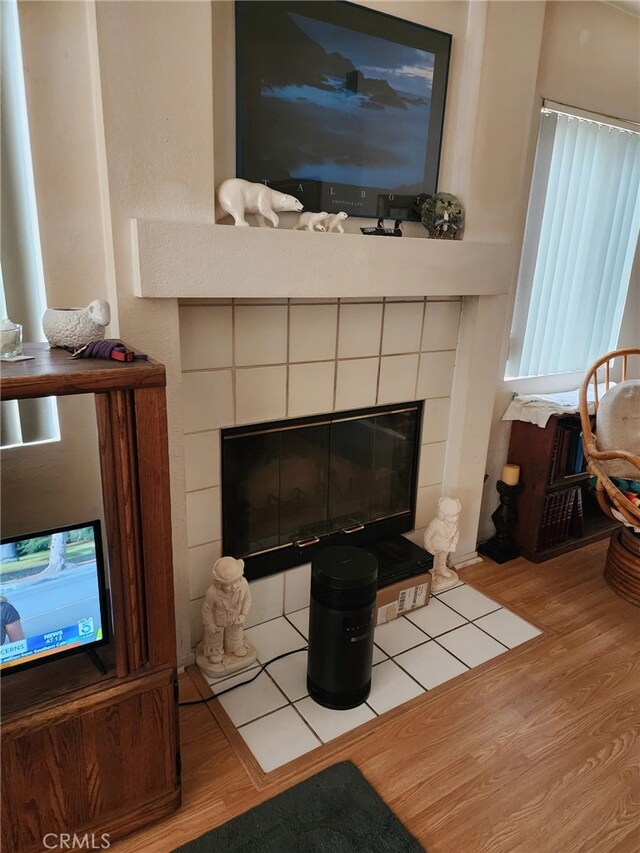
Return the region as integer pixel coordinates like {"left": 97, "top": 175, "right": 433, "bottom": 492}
{"left": 478, "top": 480, "right": 524, "bottom": 564}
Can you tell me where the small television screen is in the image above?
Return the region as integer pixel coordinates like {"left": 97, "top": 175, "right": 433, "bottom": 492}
{"left": 0, "top": 520, "right": 108, "bottom": 673}
{"left": 236, "top": 0, "right": 451, "bottom": 220}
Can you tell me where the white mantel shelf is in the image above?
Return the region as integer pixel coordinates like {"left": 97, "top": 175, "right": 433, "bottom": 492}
{"left": 133, "top": 219, "right": 515, "bottom": 300}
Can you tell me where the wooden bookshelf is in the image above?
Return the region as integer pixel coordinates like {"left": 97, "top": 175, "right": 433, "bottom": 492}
{"left": 508, "top": 414, "right": 619, "bottom": 562}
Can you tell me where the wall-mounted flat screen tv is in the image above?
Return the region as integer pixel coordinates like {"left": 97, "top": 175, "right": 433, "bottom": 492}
{"left": 0, "top": 520, "right": 108, "bottom": 673}
{"left": 236, "top": 0, "right": 451, "bottom": 221}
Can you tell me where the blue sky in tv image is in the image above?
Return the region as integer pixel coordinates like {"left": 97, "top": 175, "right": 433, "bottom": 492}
{"left": 0, "top": 528, "right": 104, "bottom": 670}
{"left": 260, "top": 11, "right": 435, "bottom": 191}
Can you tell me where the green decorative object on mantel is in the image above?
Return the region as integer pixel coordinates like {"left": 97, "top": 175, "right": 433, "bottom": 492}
{"left": 421, "top": 192, "right": 465, "bottom": 239}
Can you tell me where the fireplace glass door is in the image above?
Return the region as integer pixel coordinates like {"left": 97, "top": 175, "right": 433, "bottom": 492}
{"left": 222, "top": 402, "right": 421, "bottom": 578}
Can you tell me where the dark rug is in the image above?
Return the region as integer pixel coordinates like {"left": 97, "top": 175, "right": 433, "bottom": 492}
{"left": 173, "top": 761, "right": 425, "bottom": 852}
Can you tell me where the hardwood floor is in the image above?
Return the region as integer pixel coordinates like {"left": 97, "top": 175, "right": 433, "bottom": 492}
{"left": 112, "top": 540, "right": 640, "bottom": 853}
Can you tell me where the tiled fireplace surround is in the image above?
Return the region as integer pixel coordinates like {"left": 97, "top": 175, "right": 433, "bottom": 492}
{"left": 181, "top": 296, "right": 461, "bottom": 647}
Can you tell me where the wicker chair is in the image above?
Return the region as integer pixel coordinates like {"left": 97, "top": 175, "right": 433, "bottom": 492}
{"left": 579, "top": 348, "right": 640, "bottom": 605}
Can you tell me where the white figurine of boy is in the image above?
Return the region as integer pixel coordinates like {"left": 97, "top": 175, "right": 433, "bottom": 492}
{"left": 196, "top": 556, "right": 257, "bottom": 679}
{"left": 424, "top": 497, "right": 462, "bottom": 592}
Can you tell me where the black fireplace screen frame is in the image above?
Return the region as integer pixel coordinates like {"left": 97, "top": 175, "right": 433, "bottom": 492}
{"left": 221, "top": 401, "right": 423, "bottom": 581}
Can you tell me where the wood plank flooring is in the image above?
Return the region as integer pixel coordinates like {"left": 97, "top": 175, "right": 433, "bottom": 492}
{"left": 111, "top": 540, "right": 640, "bottom": 853}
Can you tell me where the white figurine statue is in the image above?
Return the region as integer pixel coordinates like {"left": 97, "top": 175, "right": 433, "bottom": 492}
{"left": 424, "top": 496, "right": 462, "bottom": 592}
{"left": 195, "top": 556, "right": 257, "bottom": 679}
{"left": 326, "top": 211, "right": 348, "bottom": 233}
{"left": 217, "top": 178, "right": 303, "bottom": 228}
{"left": 293, "top": 211, "right": 329, "bottom": 232}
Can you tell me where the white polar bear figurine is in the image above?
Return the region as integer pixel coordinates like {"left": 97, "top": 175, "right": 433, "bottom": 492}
{"left": 292, "top": 211, "right": 329, "bottom": 232}
{"left": 217, "top": 178, "right": 303, "bottom": 228}
{"left": 326, "top": 211, "right": 348, "bottom": 233}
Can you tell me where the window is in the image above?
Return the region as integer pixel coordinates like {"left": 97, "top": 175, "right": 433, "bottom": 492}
{"left": 507, "top": 101, "right": 640, "bottom": 379}
{"left": 1, "top": 0, "right": 58, "bottom": 447}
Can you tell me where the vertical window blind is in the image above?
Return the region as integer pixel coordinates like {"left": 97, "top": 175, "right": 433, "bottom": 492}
{"left": 1, "top": 0, "right": 58, "bottom": 448}
{"left": 507, "top": 103, "right": 640, "bottom": 379}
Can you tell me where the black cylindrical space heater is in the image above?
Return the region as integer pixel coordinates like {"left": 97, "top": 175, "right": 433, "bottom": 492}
{"left": 307, "top": 545, "right": 378, "bottom": 710}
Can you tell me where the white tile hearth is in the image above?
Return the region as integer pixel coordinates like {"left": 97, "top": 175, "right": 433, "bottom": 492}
{"left": 367, "top": 659, "right": 424, "bottom": 714}
{"left": 217, "top": 670, "right": 288, "bottom": 728}
{"left": 202, "top": 582, "right": 542, "bottom": 774}
{"left": 436, "top": 584, "right": 501, "bottom": 620}
{"left": 372, "top": 644, "right": 388, "bottom": 665}
{"left": 238, "top": 706, "right": 321, "bottom": 773}
{"left": 474, "top": 609, "right": 541, "bottom": 648}
{"left": 437, "top": 623, "right": 508, "bottom": 667}
{"left": 374, "top": 617, "right": 429, "bottom": 657}
{"left": 268, "top": 650, "right": 309, "bottom": 702}
{"left": 245, "top": 616, "right": 306, "bottom": 662}
{"left": 295, "top": 696, "right": 376, "bottom": 742}
{"left": 284, "top": 564, "right": 311, "bottom": 614}
{"left": 405, "top": 597, "right": 467, "bottom": 637}
{"left": 285, "top": 607, "right": 309, "bottom": 640}
{"left": 395, "top": 641, "right": 468, "bottom": 690}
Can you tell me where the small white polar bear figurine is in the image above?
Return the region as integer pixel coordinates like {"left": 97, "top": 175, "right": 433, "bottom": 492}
{"left": 293, "top": 211, "right": 329, "bottom": 232}
{"left": 326, "top": 211, "right": 348, "bottom": 233}
{"left": 217, "top": 178, "right": 303, "bottom": 228}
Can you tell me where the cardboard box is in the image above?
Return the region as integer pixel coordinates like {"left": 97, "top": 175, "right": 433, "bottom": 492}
{"left": 375, "top": 571, "right": 432, "bottom": 625}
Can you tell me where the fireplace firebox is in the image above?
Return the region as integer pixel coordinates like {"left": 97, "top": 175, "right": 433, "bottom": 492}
{"left": 221, "top": 402, "right": 423, "bottom": 580}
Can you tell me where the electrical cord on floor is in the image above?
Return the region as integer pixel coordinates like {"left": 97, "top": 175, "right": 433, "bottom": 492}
{"left": 178, "top": 646, "right": 309, "bottom": 707}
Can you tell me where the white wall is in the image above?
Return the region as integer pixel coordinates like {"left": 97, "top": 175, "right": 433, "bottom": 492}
{"left": 478, "top": 0, "right": 640, "bottom": 541}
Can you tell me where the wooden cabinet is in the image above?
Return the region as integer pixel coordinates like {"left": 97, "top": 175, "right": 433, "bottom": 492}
{"left": 508, "top": 415, "right": 619, "bottom": 562}
{"left": 1, "top": 345, "right": 180, "bottom": 853}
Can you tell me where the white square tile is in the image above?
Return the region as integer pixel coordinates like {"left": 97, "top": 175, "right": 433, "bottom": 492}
{"left": 286, "top": 607, "right": 309, "bottom": 639}
{"left": 415, "top": 484, "right": 441, "bottom": 528}
{"left": 289, "top": 304, "right": 338, "bottom": 362}
{"left": 437, "top": 623, "right": 507, "bottom": 668}
{"left": 238, "top": 706, "right": 321, "bottom": 773}
{"left": 207, "top": 664, "right": 261, "bottom": 693}
{"left": 218, "top": 670, "right": 288, "bottom": 727}
{"left": 235, "top": 365, "right": 287, "bottom": 425}
{"left": 416, "top": 352, "right": 456, "bottom": 400}
{"left": 338, "top": 303, "right": 383, "bottom": 359}
{"left": 372, "top": 644, "right": 387, "bottom": 665}
{"left": 422, "top": 398, "right": 451, "bottom": 444}
{"left": 235, "top": 305, "right": 288, "bottom": 366}
{"left": 180, "top": 305, "right": 233, "bottom": 370}
{"left": 405, "top": 598, "right": 467, "bottom": 637}
{"left": 284, "top": 564, "right": 311, "bottom": 613}
{"left": 377, "top": 354, "right": 419, "bottom": 405}
{"left": 421, "top": 301, "right": 461, "bottom": 352}
{"left": 267, "top": 650, "right": 309, "bottom": 701}
{"left": 184, "top": 430, "right": 220, "bottom": 491}
{"left": 288, "top": 362, "right": 335, "bottom": 417}
{"left": 367, "top": 660, "right": 424, "bottom": 715}
{"left": 335, "top": 358, "right": 379, "bottom": 411}
{"left": 418, "top": 442, "right": 446, "bottom": 487}
{"left": 437, "top": 585, "right": 501, "bottom": 620}
{"left": 381, "top": 302, "right": 424, "bottom": 355}
{"left": 245, "top": 573, "right": 285, "bottom": 629}
{"left": 186, "top": 486, "right": 220, "bottom": 547}
{"left": 187, "top": 540, "right": 221, "bottom": 600}
{"left": 295, "top": 695, "right": 375, "bottom": 742}
{"left": 382, "top": 301, "right": 424, "bottom": 355}
{"left": 474, "top": 609, "right": 541, "bottom": 648}
{"left": 182, "top": 370, "right": 233, "bottom": 432}
{"left": 374, "top": 616, "right": 429, "bottom": 657}
{"left": 245, "top": 616, "right": 307, "bottom": 663}
{"left": 395, "top": 640, "right": 468, "bottom": 690}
